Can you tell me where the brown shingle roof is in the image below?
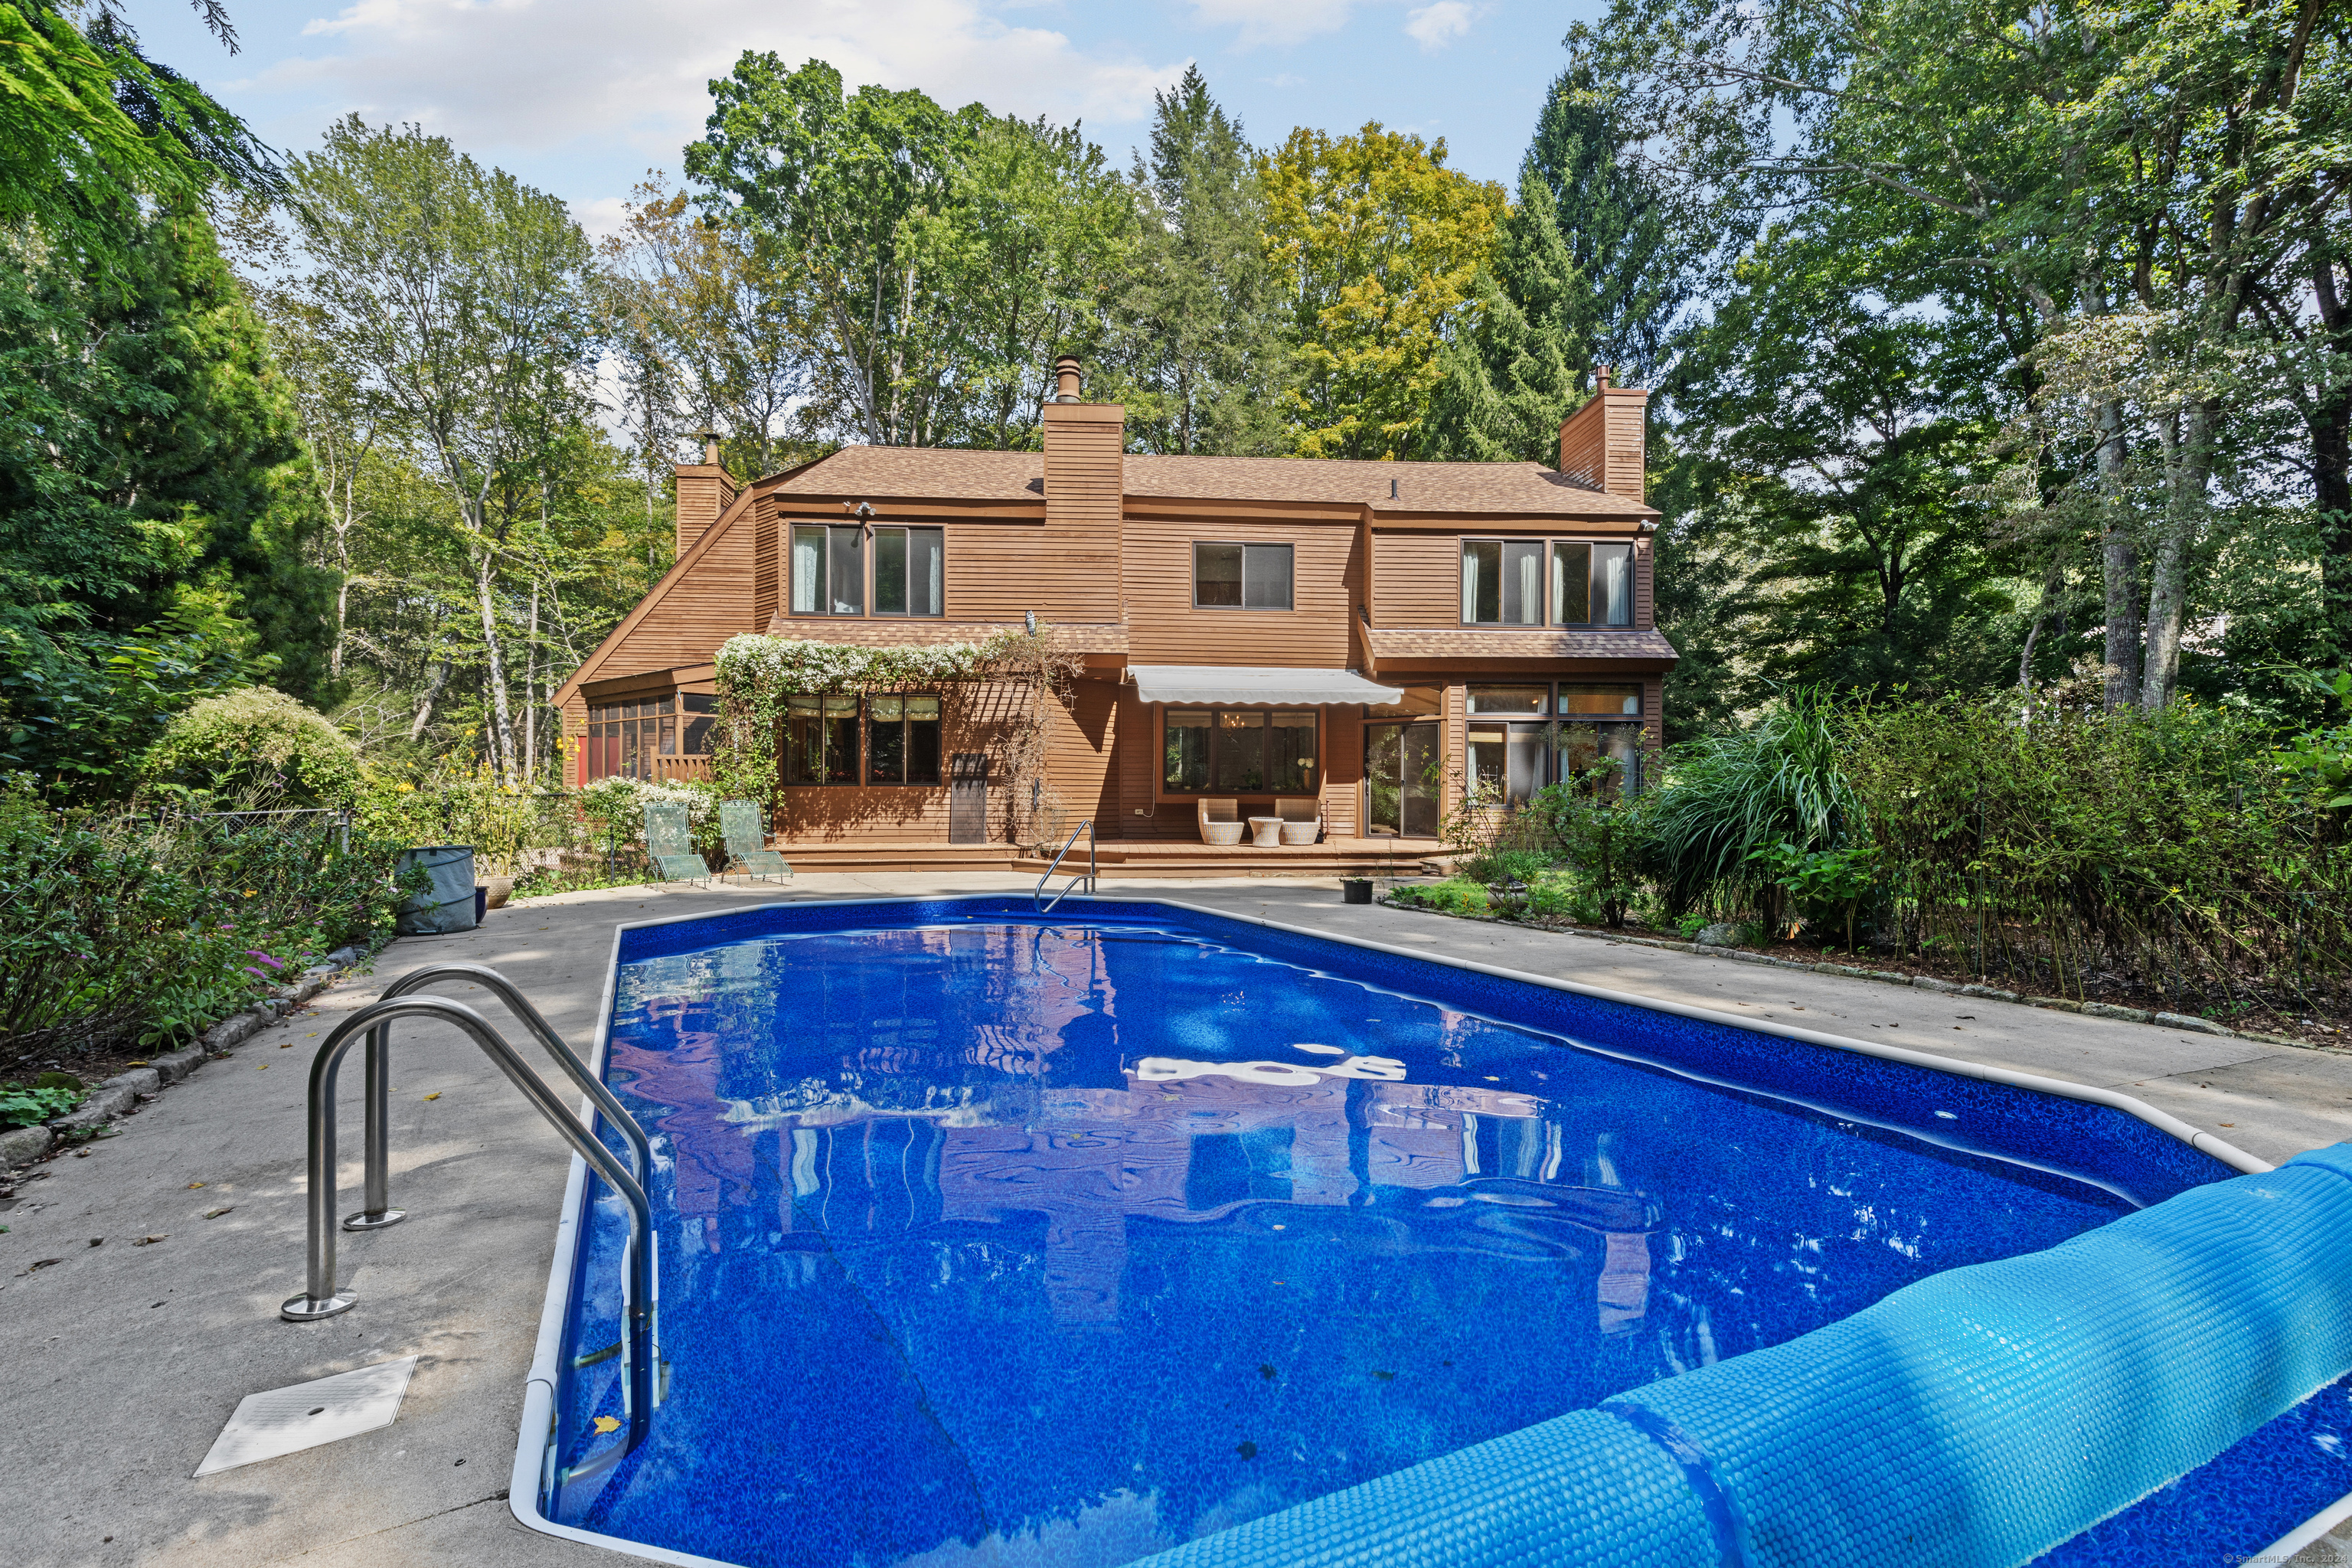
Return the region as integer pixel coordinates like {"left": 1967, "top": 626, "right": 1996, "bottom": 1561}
{"left": 770, "top": 446, "right": 1655, "bottom": 518}
{"left": 756, "top": 616, "right": 1128, "bottom": 653}
{"left": 1368, "top": 629, "right": 1679, "bottom": 662}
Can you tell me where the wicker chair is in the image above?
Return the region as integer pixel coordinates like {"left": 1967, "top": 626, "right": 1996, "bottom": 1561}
{"left": 1197, "top": 797, "right": 1245, "bottom": 846}
{"left": 1276, "top": 795, "right": 1321, "bottom": 845}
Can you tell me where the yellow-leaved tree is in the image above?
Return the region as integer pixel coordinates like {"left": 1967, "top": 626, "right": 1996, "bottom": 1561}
{"left": 1260, "top": 124, "right": 1505, "bottom": 459}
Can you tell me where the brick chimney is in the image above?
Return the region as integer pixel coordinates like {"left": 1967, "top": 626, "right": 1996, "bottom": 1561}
{"left": 1040, "top": 357, "right": 1123, "bottom": 595}
{"left": 674, "top": 426, "right": 737, "bottom": 560}
{"left": 1557, "top": 370, "right": 1650, "bottom": 504}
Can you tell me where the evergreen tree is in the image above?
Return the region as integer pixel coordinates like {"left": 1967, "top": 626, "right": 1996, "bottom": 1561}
{"left": 1422, "top": 172, "right": 1586, "bottom": 462}
{"left": 0, "top": 200, "right": 334, "bottom": 788}
{"left": 1106, "top": 67, "right": 1283, "bottom": 456}
{"left": 1525, "top": 45, "right": 1700, "bottom": 390}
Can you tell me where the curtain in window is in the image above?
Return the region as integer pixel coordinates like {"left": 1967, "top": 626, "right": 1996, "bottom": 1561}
{"left": 791, "top": 528, "right": 822, "bottom": 614}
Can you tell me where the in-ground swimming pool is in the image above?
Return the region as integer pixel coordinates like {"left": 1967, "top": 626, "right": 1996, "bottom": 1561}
{"left": 513, "top": 897, "right": 2350, "bottom": 1568}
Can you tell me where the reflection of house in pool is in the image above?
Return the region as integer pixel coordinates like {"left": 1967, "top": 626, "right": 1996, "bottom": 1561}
{"left": 704, "top": 1064, "right": 1659, "bottom": 1332}
{"left": 609, "top": 925, "right": 1664, "bottom": 1337}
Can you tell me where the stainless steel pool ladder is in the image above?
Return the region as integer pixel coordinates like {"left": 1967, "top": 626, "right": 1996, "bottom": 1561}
{"left": 278, "top": 965, "right": 661, "bottom": 1478}
{"left": 1035, "top": 817, "right": 1096, "bottom": 913}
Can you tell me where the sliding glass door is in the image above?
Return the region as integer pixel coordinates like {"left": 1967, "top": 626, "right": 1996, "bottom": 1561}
{"left": 1364, "top": 723, "right": 1441, "bottom": 838}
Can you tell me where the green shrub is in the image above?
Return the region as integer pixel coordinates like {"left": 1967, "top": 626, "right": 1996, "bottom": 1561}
{"left": 0, "top": 777, "right": 403, "bottom": 1063}
{"left": 1651, "top": 692, "right": 1854, "bottom": 918}
{"left": 1386, "top": 879, "right": 1489, "bottom": 916}
{"left": 143, "top": 688, "right": 360, "bottom": 805}
{"left": 0, "top": 1079, "right": 83, "bottom": 1128}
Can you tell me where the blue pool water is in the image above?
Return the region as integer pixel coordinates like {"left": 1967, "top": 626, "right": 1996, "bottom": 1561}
{"left": 542, "top": 900, "right": 2267, "bottom": 1567}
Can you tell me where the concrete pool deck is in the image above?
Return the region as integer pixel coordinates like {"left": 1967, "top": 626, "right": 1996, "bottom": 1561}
{"left": 5, "top": 873, "right": 2349, "bottom": 1568}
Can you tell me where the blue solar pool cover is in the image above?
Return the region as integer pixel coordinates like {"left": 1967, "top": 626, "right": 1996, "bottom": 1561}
{"left": 538, "top": 899, "right": 2352, "bottom": 1567}
{"left": 1130, "top": 1147, "right": 2352, "bottom": 1568}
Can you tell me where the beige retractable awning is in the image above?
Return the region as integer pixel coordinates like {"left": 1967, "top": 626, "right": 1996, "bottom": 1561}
{"left": 1129, "top": 665, "right": 1404, "bottom": 706}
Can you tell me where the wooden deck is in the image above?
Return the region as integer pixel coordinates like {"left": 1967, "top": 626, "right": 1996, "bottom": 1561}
{"left": 769, "top": 836, "right": 1448, "bottom": 878}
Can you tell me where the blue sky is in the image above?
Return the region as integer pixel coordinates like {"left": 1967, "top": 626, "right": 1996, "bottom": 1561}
{"left": 128, "top": 0, "right": 1607, "bottom": 235}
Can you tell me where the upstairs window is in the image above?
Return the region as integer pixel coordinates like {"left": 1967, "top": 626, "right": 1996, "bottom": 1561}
{"left": 1194, "top": 543, "right": 1294, "bottom": 609}
{"left": 1552, "top": 541, "right": 1635, "bottom": 627}
{"left": 874, "top": 527, "right": 944, "bottom": 617}
{"left": 791, "top": 525, "right": 865, "bottom": 616}
{"left": 1461, "top": 539, "right": 1545, "bottom": 625}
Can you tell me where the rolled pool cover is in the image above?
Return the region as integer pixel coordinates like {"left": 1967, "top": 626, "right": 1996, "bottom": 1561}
{"left": 1136, "top": 1145, "right": 2352, "bottom": 1568}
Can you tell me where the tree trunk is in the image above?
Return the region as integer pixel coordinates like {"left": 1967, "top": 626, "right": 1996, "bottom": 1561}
{"left": 523, "top": 580, "right": 540, "bottom": 786}
{"left": 2092, "top": 397, "right": 2141, "bottom": 709}
{"left": 474, "top": 543, "right": 518, "bottom": 786}
{"left": 410, "top": 658, "right": 450, "bottom": 741}
{"left": 2141, "top": 399, "right": 2216, "bottom": 712}
{"left": 2314, "top": 257, "right": 2352, "bottom": 662}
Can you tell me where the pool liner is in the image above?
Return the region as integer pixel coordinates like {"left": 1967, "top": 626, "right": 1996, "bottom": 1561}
{"left": 1134, "top": 1148, "right": 2352, "bottom": 1568}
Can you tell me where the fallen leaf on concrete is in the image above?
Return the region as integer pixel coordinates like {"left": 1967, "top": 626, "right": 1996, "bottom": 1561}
{"left": 423, "top": 1092, "right": 440, "bottom": 1101}
{"left": 29, "top": 1259, "right": 60, "bottom": 1270}
{"left": 132, "top": 1234, "right": 167, "bottom": 1246}
{"left": 204, "top": 1207, "right": 233, "bottom": 1219}
{"left": 187, "top": 1181, "right": 205, "bottom": 1189}
{"left": 279, "top": 1040, "right": 293, "bottom": 1049}
{"left": 256, "top": 1064, "right": 268, "bottom": 1071}
{"left": 592, "top": 1416, "right": 621, "bottom": 1434}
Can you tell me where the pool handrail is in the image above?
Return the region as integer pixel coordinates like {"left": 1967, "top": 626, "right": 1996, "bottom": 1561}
{"left": 1035, "top": 817, "right": 1096, "bottom": 913}
{"left": 280, "top": 994, "right": 658, "bottom": 1477}
{"left": 344, "top": 962, "right": 650, "bottom": 1232}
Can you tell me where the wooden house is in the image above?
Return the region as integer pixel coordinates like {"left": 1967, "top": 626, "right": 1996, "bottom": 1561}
{"left": 551, "top": 358, "right": 1676, "bottom": 874}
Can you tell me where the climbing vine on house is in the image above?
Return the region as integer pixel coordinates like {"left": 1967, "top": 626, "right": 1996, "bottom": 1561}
{"left": 710, "top": 628, "right": 1083, "bottom": 844}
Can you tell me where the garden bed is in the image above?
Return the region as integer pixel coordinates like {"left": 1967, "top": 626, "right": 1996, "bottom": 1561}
{"left": 1380, "top": 884, "right": 2351, "bottom": 1051}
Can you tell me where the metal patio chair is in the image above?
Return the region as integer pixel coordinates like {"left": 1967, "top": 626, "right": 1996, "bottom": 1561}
{"left": 642, "top": 801, "right": 709, "bottom": 886}
{"left": 719, "top": 801, "right": 793, "bottom": 883}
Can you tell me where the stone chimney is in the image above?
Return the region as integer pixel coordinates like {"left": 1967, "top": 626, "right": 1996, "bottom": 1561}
{"left": 674, "top": 426, "right": 737, "bottom": 560}
{"left": 1040, "top": 358, "right": 1123, "bottom": 593}
{"left": 1557, "top": 371, "right": 1650, "bottom": 504}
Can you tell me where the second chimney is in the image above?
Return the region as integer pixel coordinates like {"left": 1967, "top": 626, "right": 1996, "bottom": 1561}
{"left": 675, "top": 426, "right": 737, "bottom": 560}
{"left": 1040, "top": 358, "right": 1123, "bottom": 594}
{"left": 1557, "top": 372, "right": 1649, "bottom": 505}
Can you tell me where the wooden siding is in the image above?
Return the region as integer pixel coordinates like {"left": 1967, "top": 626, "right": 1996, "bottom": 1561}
{"left": 1375, "top": 527, "right": 1656, "bottom": 632}
{"left": 1124, "top": 513, "right": 1358, "bottom": 665}
{"left": 675, "top": 463, "right": 737, "bottom": 557}
{"left": 753, "top": 492, "right": 779, "bottom": 628}
{"left": 772, "top": 677, "right": 1119, "bottom": 845}
{"left": 1556, "top": 386, "right": 1648, "bottom": 504}
{"left": 1373, "top": 529, "right": 1465, "bottom": 627}
{"left": 602, "top": 508, "right": 759, "bottom": 676}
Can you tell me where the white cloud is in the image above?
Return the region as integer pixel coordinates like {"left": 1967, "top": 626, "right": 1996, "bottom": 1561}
{"left": 269, "top": 0, "right": 1184, "bottom": 167}
{"left": 1403, "top": 2, "right": 1475, "bottom": 51}
{"left": 1184, "top": 0, "right": 1361, "bottom": 50}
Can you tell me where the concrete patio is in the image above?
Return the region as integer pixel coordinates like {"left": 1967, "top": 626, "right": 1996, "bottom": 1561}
{"left": 5, "top": 873, "right": 2348, "bottom": 1567}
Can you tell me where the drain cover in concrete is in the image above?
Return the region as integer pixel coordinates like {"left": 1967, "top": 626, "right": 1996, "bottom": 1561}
{"left": 194, "top": 1357, "right": 417, "bottom": 1477}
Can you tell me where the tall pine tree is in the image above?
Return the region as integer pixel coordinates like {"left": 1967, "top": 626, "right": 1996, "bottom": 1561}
{"left": 1422, "top": 172, "right": 1586, "bottom": 462}
{"left": 1525, "top": 45, "right": 1700, "bottom": 390}
{"left": 1105, "top": 67, "right": 1282, "bottom": 455}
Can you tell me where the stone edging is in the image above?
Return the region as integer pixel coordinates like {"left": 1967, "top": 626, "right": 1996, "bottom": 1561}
{"left": 1376, "top": 897, "right": 2314, "bottom": 1054}
{"left": 0, "top": 942, "right": 377, "bottom": 1168}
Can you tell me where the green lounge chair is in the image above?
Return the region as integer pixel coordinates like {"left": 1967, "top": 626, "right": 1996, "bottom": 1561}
{"left": 643, "top": 801, "right": 708, "bottom": 885}
{"left": 720, "top": 800, "right": 793, "bottom": 882}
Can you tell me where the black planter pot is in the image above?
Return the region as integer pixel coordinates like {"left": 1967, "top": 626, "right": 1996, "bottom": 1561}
{"left": 1341, "top": 877, "right": 1374, "bottom": 905}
